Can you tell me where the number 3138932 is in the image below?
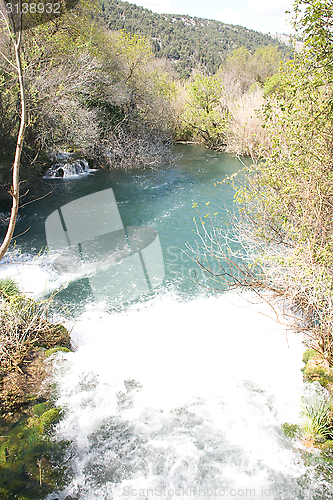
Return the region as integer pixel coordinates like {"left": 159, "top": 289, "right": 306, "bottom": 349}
{"left": 5, "top": 2, "right": 61, "bottom": 14}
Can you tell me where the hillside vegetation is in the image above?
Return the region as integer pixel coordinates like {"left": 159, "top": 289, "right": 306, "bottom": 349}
{"left": 0, "top": 0, "right": 178, "bottom": 190}
{"left": 0, "top": 0, "right": 289, "bottom": 193}
{"left": 99, "top": 0, "right": 292, "bottom": 78}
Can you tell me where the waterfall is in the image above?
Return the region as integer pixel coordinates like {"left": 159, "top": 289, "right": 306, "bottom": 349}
{"left": 44, "top": 159, "right": 95, "bottom": 179}
{"left": 44, "top": 291, "right": 323, "bottom": 500}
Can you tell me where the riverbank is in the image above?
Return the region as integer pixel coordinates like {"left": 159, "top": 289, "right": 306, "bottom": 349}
{"left": 0, "top": 278, "right": 73, "bottom": 499}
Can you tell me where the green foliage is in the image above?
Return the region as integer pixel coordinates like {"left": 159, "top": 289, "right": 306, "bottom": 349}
{"left": 301, "top": 399, "right": 333, "bottom": 441}
{"left": 223, "top": 45, "right": 282, "bottom": 92}
{"left": 100, "top": 0, "right": 291, "bottom": 78}
{"left": 0, "top": 405, "right": 70, "bottom": 499}
{"left": 281, "top": 422, "right": 300, "bottom": 438}
{"left": 303, "top": 363, "right": 333, "bottom": 388}
{"left": 181, "top": 75, "right": 229, "bottom": 149}
{"left": 293, "top": 0, "right": 333, "bottom": 68}
{"left": 263, "top": 73, "right": 281, "bottom": 96}
{"left": 0, "top": 278, "right": 20, "bottom": 299}
{"left": 303, "top": 348, "right": 318, "bottom": 364}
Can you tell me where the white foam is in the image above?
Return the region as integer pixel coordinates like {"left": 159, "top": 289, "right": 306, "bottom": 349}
{"left": 50, "top": 292, "right": 310, "bottom": 499}
{"left": 1, "top": 255, "right": 321, "bottom": 499}
{"left": 0, "top": 253, "right": 74, "bottom": 298}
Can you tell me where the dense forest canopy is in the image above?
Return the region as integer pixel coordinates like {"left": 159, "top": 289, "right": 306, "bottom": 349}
{"left": 99, "top": 0, "right": 292, "bottom": 78}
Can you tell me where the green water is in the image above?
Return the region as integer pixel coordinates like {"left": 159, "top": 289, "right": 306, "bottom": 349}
{"left": 3, "top": 145, "right": 242, "bottom": 307}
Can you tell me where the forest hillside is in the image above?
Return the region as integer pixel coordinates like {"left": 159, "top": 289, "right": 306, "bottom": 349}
{"left": 99, "top": 0, "right": 292, "bottom": 78}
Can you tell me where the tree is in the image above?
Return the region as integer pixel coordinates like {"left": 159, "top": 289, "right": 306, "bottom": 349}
{"left": 0, "top": 0, "right": 83, "bottom": 261}
{"left": 0, "top": 1, "right": 26, "bottom": 261}
{"left": 293, "top": 0, "right": 333, "bottom": 68}
{"left": 181, "top": 74, "right": 229, "bottom": 150}
{"left": 222, "top": 45, "right": 283, "bottom": 94}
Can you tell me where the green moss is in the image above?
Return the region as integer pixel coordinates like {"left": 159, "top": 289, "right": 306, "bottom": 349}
{"left": 281, "top": 422, "right": 300, "bottom": 438}
{"left": 45, "top": 346, "right": 72, "bottom": 357}
{"left": 33, "top": 401, "right": 52, "bottom": 417}
{"left": 0, "top": 405, "right": 70, "bottom": 499}
{"left": 39, "top": 408, "right": 61, "bottom": 432}
{"left": 320, "top": 440, "right": 333, "bottom": 452}
{"left": 318, "top": 440, "right": 333, "bottom": 465}
{"left": 302, "top": 348, "right": 318, "bottom": 364}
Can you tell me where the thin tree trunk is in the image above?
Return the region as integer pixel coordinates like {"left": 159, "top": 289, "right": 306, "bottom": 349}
{"left": 0, "top": 20, "right": 26, "bottom": 261}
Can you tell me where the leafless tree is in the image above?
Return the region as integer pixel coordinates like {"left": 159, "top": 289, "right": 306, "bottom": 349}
{"left": 0, "top": 1, "right": 26, "bottom": 261}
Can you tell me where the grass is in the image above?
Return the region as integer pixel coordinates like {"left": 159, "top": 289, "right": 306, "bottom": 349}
{"left": 0, "top": 277, "right": 20, "bottom": 298}
{"left": 301, "top": 399, "right": 333, "bottom": 441}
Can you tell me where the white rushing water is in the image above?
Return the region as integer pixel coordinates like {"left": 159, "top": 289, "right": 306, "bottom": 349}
{"left": 0, "top": 251, "right": 330, "bottom": 499}
{"left": 41, "top": 289, "right": 318, "bottom": 500}
{"left": 44, "top": 159, "right": 97, "bottom": 179}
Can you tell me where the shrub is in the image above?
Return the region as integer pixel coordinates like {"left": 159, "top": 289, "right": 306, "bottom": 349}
{"left": 303, "top": 349, "right": 318, "bottom": 364}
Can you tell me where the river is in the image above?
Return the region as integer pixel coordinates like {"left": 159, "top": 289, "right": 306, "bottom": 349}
{"left": 0, "top": 145, "right": 331, "bottom": 499}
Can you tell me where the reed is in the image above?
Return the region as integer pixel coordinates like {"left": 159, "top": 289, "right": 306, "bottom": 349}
{"left": 226, "top": 87, "right": 268, "bottom": 158}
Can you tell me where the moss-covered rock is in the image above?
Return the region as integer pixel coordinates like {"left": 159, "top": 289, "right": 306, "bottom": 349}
{"left": 0, "top": 405, "right": 70, "bottom": 499}
{"left": 45, "top": 346, "right": 72, "bottom": 357}
{"left": 303, "top": 357, "right": 333, "bottom": 389}
{"left": 39, "top": 408, "right": 61, "bottom": 432}
{"left": 316, "top": 440, "right": 333, "bottom": 465}
{"left": 33, "top": 401, "right": 52, "bottom": 417}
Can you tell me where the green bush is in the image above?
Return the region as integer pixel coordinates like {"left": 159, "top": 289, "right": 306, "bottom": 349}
{"left": 303, "top": 362, "right": 333, "bottom": 389}
{"left": 301, "top": 400, "right": 333, "bottom": 441}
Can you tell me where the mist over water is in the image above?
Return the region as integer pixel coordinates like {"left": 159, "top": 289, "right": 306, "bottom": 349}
{"left": 1, "top": 146, "right": 332, "bottom": 499}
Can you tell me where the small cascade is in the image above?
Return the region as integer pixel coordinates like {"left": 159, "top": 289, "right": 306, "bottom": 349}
{"left": 44, "top": 159, "right": 94, "bottom": 179}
